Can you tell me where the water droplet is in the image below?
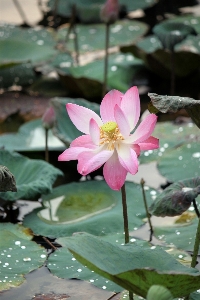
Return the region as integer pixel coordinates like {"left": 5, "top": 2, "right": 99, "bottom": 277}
{"left": 37, "top": 40, "right": 44, "bottom": 45}
{"left": 90, "top": 279, "right": 94, "bottom": 282}
{"left": 21, "top": 246, "right": 26, "bottom": 249}
{"left": 7, "top": 255, "right": 11, "bottom": 257}
{"left": 150, "top": 246, "right": 156, "bottom": 249}
{"left": 77, "top": 268, "right": 82, "bottom": 272}
{"left": 130, "top": 238, "right": 136, "bottom": 242}
{"left": 193, "top": 152, "right": 200, "bottom": 158}
{"left": 40, "top": 254, "right": 46, "bottom": 258}
{"left": 23, "top": 257, "right": 31, "bottom": 262}
{"left": 178, "top": 156, "right": 183, "bottom": 160}
{"left": 72, "top": 258, "right": 76, "bottom": 261}
{"left": 111, "top": 65, "right": 117, "bottom": 71}
{"left": 178, "top": 255, "right": 183, "bottom": 258}
{"left": 102, "top": 286, "right": 107, "bottom": 289}
{"left": 15, "top": 241, "right": 21, "bottom": 246}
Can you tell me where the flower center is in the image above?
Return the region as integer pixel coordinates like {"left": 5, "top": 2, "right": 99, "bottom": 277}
{"left": 100, "top": 121, "right": 124, "bottom": 150}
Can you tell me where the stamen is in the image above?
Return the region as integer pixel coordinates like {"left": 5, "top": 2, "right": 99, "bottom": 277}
{"left": 99, "top": 121, "right": 124, "bottom": 150}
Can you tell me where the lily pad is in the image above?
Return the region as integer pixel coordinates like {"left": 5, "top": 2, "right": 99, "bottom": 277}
{"left": 158, "top": 142, "right": 200, "bottom": 182}
{"left": 162, "top": 15, "right": 200, "bottom": 35}
{"left": 0, "top": 149, "right": 63, "bottom": 201}
{"left": 0, "top": 23, "right": 57, "bottom": 67}
{"left": 149, "top": 177, "right": 200, "bottom": 217}
{"left": 56, "top": 233, "right": 200, "bottom": 298}
{"left": 139, "top": 121, "right": 199, "bottom": 164}
{"left": 51, "top": 97, "right": 100, "bottom": 146}
{"left": 127, "top": 34, "right": 200, "bottom": 77}
{"left": 0, "top": 223, "right": 46, "bottom": 291}
{"left": 153, "top": 21, "right": 196, "bottom": 51}
{"left": 0, "top": 119, "right": 65, "bottom": 152}
{"left": 0, "top": 63, "right": 38, "bottom": 89}
{"left": 57, "top": 20, "right": 148, "bottom": 53}
{"left": 47, "top": 237, "right": 149, "bottom": 293}
{"left": 23, "top": 181, "right": 155, "bottom": 238}
{"left": 57, "top": 53, "right": 144, "bottom": 98}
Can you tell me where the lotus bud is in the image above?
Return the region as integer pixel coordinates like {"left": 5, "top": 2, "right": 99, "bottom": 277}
{"left": 100, "top": 0, "right": 119, "bottom": 24}
{"left": 42, "top": 106, "right": 56, "bottom": 130}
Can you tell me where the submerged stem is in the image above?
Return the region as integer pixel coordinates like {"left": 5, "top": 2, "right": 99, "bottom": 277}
{"left": 193, "top": 199, "right": 200, "bottom": 218}
{"left": 140, "top": 178, "right": 154, "bottom": 242}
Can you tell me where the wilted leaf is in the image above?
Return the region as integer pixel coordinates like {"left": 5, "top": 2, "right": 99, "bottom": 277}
{"left": 149, "top": 177, "right": 200, "bottom": 217}
{"left": 0, "top": 165, "right": 17, "bottom": 192}
{"left": 148, "top": 93, "right": 200, "bottom": 128}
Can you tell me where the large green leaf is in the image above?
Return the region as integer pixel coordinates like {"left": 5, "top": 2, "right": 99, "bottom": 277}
{"left": 0, "top": 39, "right": 57, "bottom": 66}
{"left": 51, "top": 97, "right": 100, "bottom": 146}
{"left": 0, "top": 119, "right": 65, "bottom": 152}
{"left": 0, "top": 150, "right": 63, "bottom": 201}
{"left": 149, "top": 177, "right": 200, "bottom": 217}
{"left": 0, "top": 223, "right": 46, "bottom": 291}
{"left": 139, "top": 121, "right": 199, "bottom": 164}
{"left": 57, "top": 20, "right": 148, "bottom": 53}
{"left": 127, "top": 34, "right": 200, "bottom": 77}
{"left": 162, "top": 15, "right": 200, "bottom": 35}
{"left": 23, "top": 181, "right": 155, "bottom": 238}
{"left": 158, "top": 142, "right": 200, "bottom": 182}
{"left": 57, "top": 53, "right": 144, "bottom": 98}
{"left": 56, "top": 233, "right": 200, "bottom": 298}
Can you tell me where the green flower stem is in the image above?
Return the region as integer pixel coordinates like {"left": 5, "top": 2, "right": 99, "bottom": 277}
{"left": 45, "top": 128, "right": 49, "bottom": 163}
{"left": 121, "top": 184, "right": 134, "bottom": 300}
{"left": 102, "top": 23, "right": 110, "bottom": 97}
{"left": 140, "top": 179, "right": 154, "bottom": 242}
{"left": 121, "top": 184, "right": 129, "bottom": 244}
{"left": 191, "top": 216, "right": 200, "bottom": 268}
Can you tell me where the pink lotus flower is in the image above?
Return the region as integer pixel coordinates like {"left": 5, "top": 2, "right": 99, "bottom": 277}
{"left": 58, "top": 87, "right": 159, "bottom": 190}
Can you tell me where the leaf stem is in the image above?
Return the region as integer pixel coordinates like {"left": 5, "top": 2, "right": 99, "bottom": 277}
{"left": 140, "top": 178, "right": 154, "bottom": 242}
{"left": 13, "top": 0, "right": 29, "bottom": 25}
{"left": 170, "top": 49, "right": 175, "bottom": 95}
{"left": 102, "top": 23, "right": 110, "bottom": 97}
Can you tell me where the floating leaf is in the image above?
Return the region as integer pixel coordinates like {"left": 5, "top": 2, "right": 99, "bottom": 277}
{"left": 127, "top": 34, "right": 200, "bottom": 77}
{"left": 139, "top": 121, "right": 199, "bottom": 164}
{"left": 57, "top": 20, "right": 148, "bottom": 53}
{"left": 0, "top": 223, "right": 46, "bottom": 291}
{"left": 0, "top": 119, "right": 65, "bottom": 152}
{"left": 57, "top": 53, "right": 144, "bottom": 98}
{"left": 153, "top": 22, "right": 196, "bottom": 51}
{"left": 23, "top": 181, "right": 155, "bottom": 238}
{"left": 149, "top": 177, "right": 200, "bottom": 217}
{"left": 158, "top": 143, "right": 200, "bottom": 182}
{"left": 0, "top": 150, "right": 63, "bottom": 201}
{"left": 58, "top": 233, "right": 200, "bottom": 298}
